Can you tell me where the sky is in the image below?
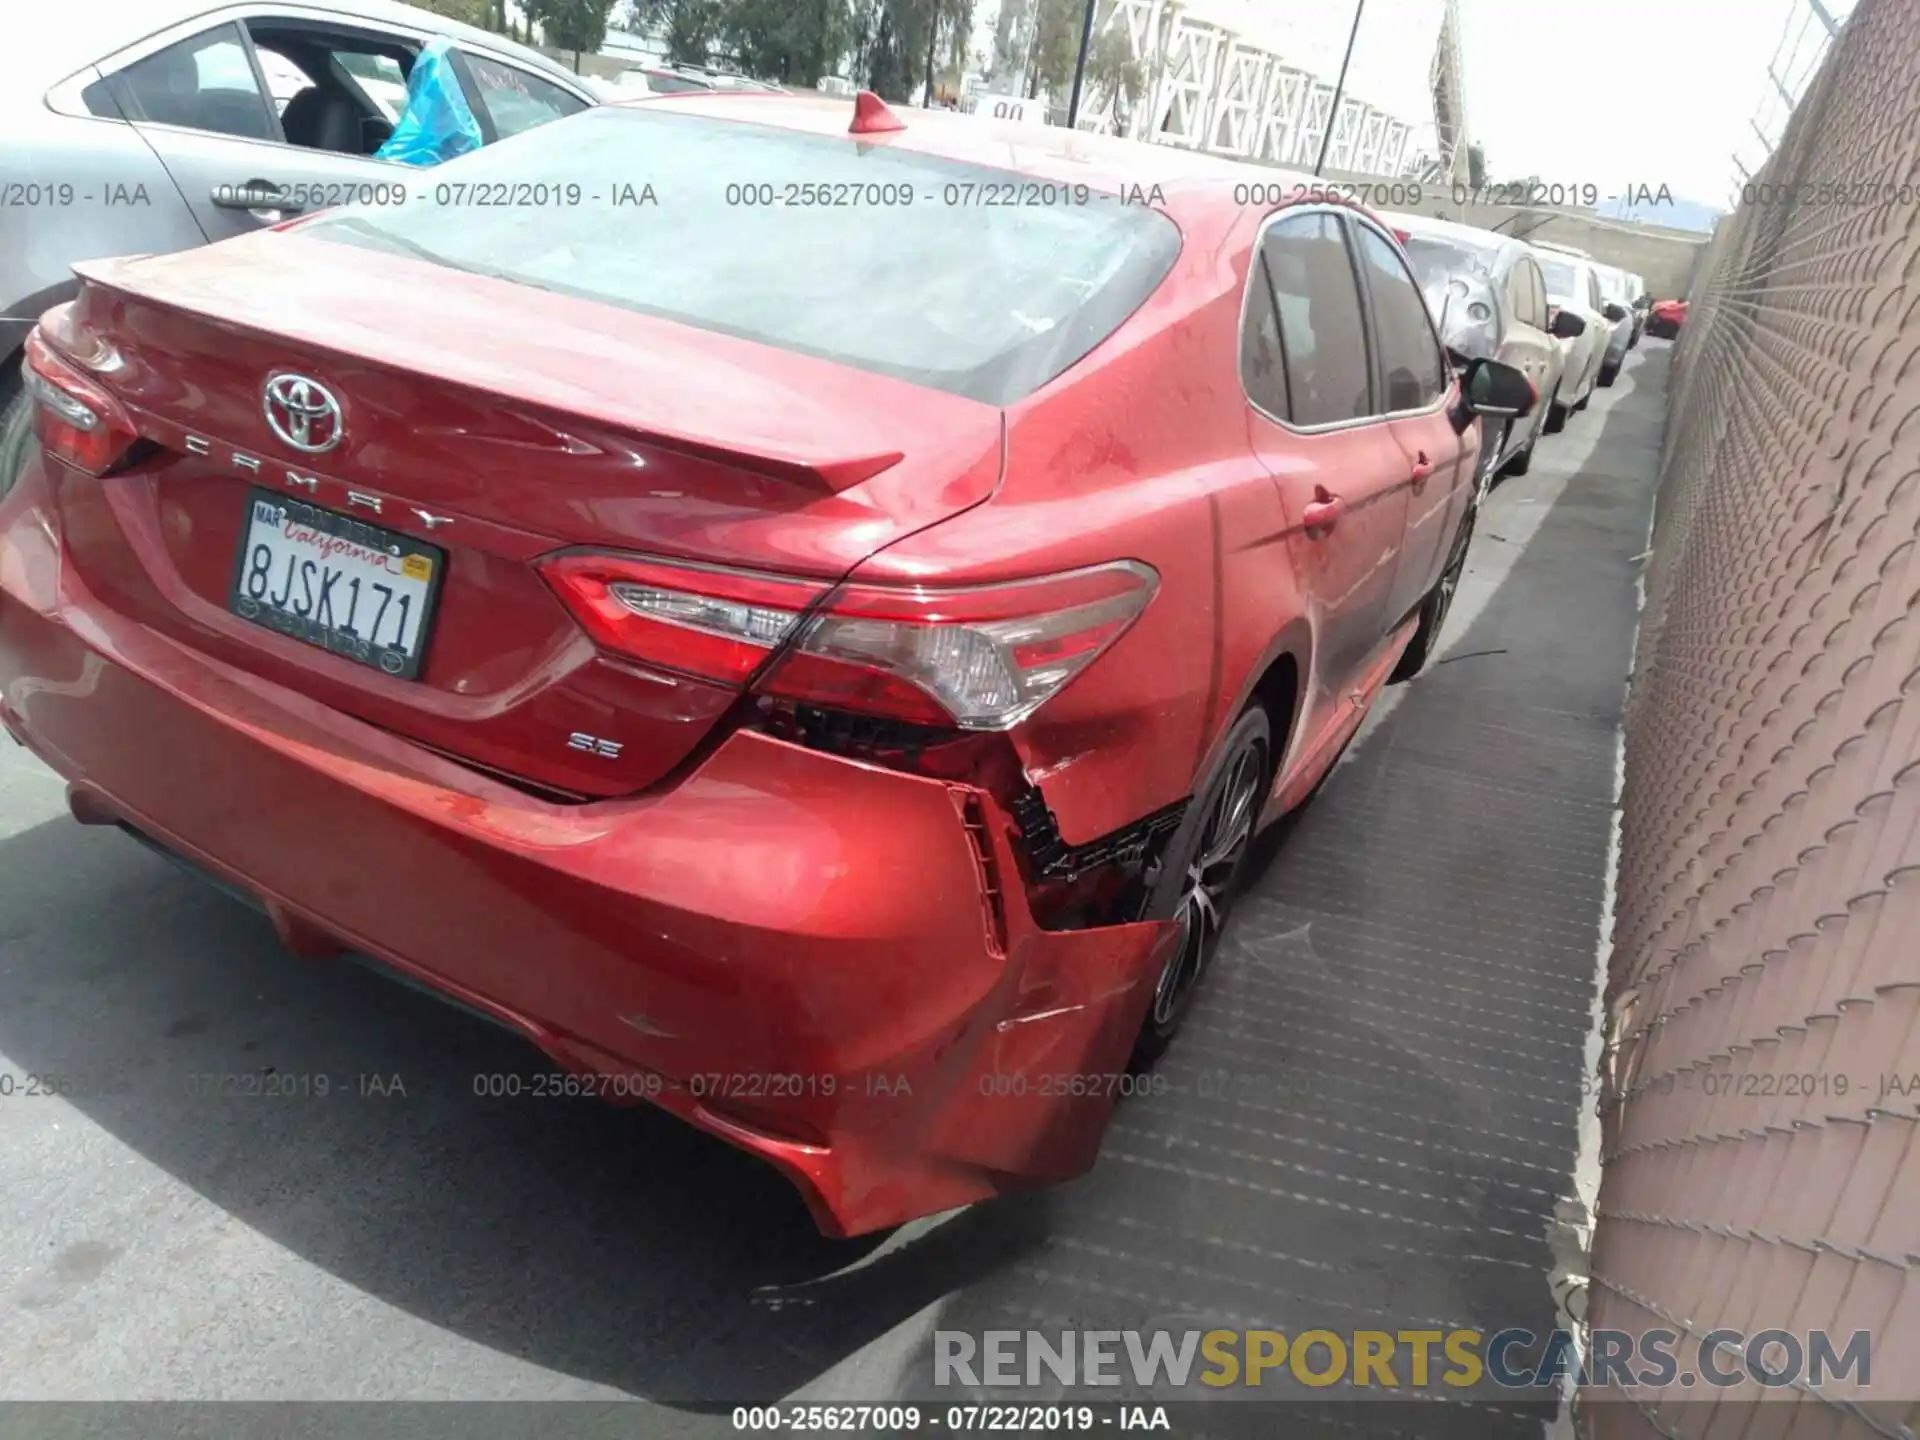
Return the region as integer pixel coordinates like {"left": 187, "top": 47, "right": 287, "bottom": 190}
{"left": 1450, "top": 0, "right": 1804, "bottom": 207}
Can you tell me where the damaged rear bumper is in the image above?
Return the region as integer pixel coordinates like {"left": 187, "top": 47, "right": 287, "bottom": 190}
{"left": 0, "top": 469, "right": 1178, "bottom": 1236}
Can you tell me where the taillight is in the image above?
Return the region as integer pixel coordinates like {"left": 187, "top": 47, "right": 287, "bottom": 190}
{"left": 22, "top": 327, "right": 138, "bottom": 477}
{"left": 539, "top": 553, "right": 1158, "bottom": 731}
{"left": 538, "top": 552, "right": 828, "bottom": 683}
{"left": 759, "top": 562, "right": 1158, "bottom": 730}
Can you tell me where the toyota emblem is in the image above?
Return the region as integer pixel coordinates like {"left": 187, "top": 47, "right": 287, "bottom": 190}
{"left": 262, "top": 373, "right": 343, "bottom": 454}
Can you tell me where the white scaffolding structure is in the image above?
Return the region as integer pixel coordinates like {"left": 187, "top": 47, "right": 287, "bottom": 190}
{"left": 1062, "top": 0, "right": 1466, "bottom": 181}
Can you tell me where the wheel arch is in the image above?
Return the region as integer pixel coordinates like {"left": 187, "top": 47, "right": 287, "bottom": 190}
{"left": 1190, "top": 614, "right": 1312, "bottom": 824}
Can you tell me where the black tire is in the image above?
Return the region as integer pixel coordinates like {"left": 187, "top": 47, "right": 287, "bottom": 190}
{"left": 0, "top": 359, "right": 29, "bottom": 504}
{"left": 1543, "top": 400, "right": 1567, "bottom": 434}
{"left": 1389, "top": 482, "right": 1477, "bottom": 685}
{"left": 1598, "top": 362, "right": 1618, "bottom": 388}
{"left": 1133, "top": 704, "right": 1272, "bottom": 1064}
{"left": 1501, "top": 431, "right": 1534, "bottom": 477}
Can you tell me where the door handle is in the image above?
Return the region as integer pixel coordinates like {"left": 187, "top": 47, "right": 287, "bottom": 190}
{"left": 1302, "top": 489, "right": 1346, "bottom": 533}
{"left": 212, "top": 180, "right": 304, "bottom": 214}
{"left": 1409, "top": 450, "right": 1434, "bottom": 486}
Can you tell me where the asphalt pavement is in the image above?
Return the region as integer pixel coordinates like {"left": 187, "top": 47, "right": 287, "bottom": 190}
{"left": 0, "top": 346, "right": 1668, "bottom": 1437}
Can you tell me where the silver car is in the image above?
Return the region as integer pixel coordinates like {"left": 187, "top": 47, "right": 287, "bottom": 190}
{"left": 1, "top": 0, "right": 597, "bottom": 486}
{"left": 1383, "top": 212, "right": 1571, "bottom": 483}
{"left": 1589, "top": 263, "right": 1638, "bottom": 386}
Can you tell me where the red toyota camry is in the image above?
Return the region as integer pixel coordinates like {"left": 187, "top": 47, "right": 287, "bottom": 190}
{"left": 0, "top": 91, "right": 1530, "bottom": 1236}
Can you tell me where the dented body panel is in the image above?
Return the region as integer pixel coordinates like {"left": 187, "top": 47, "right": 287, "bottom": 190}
{"left": 0, "top": 449, "right": 1175, "bottom": 1235}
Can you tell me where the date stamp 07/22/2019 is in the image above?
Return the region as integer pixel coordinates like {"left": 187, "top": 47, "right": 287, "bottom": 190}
{"left": 0, "top": 1069, "right": 410, "bottom": 1100}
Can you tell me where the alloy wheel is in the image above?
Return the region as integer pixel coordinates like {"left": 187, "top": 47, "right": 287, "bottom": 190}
{"left": 1151, "top": 734, "right": 1265, "bottom": 1028}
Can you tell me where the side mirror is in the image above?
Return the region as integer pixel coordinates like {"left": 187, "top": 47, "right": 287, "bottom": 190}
{"left": 1463, "top": 357, "right": 1535, "bottom": 420}
{"left": 1603, "top": 302, "right": 1628, "bottom": 323}
{"left": 1548, "top": 308, "right": 1586, "bottom": 340}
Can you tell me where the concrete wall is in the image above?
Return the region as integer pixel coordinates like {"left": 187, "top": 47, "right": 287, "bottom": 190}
{"left": 1318, "top": 167, "right": 1711, "bottom": 296}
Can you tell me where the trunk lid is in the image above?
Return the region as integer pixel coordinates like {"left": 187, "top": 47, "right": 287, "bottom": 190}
{"left": 56, "top": 235, "right": 1004, "bottom": 797}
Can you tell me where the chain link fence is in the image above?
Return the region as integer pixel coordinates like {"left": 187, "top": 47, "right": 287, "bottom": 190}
{"left": 1585, "top": 0, "right": 1920, "bottom": 1430}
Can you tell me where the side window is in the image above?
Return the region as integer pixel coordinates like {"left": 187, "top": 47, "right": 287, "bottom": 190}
{"left": 460, "top": 53, "right": 588, "bottom": 140}
{"left": 1259, "top": 212, "right": 1372, "bottom": 427}
{"left": 1353, "top": 223, "right": 1448, "bottom": 412}
{"left": 251, "top": 43, "right": 315, "bottom": 117}
{"left": 1509, "top": 260, "right": 1538, "bottom": 328}
{"left": 108, "top": 24, "right": 276, "bottom": 141}
{"left": 335, "top": 51, "right": 411, "bottom": 125}
{"left": 242, "top": 29, "right": 419, "bottom": 156}
{"left": 1504, "top": 264, "right": 1532, "bottom": 329}
{"left": 1240, "top": 252, "right": 1291, "bottom": 422}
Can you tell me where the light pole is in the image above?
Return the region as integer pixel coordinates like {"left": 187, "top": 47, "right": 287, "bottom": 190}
{"left": 1066, "top": 0, "right": 1099, "bottom": 130}
{"left": 1313, "top": 0, "right": 1367, "bottom": 178}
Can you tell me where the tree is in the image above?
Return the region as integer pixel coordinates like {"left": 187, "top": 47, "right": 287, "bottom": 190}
{"left": 988, "top": 0, "right": 1028, "bottom": 85}
{"left": 861, "top": 0, "right": 972, "bottom": 103}
{"left": 527, "top": 0, "right": 609, "bottom": 68}
{"left": 1083, "top": 4, "right": 1142, "bottom": 113}
{"left": 628, "top": 0, "right": 723, "bottom": 65}
{"left": 408, "top": 0, "right": 497, "bottom": 27}
{"left": 1467, "top": 142, "right": 1486, "bottom": 189}
{"left": 1022, "top": 0, "right": 1080, "bottom": 99}
{"left": 719, "top": 0, "right": 853, "bottom": 86}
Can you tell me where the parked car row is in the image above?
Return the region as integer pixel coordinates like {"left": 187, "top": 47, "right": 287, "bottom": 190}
{"left": 1388, "top": 214, "right": 1656, "bottom": 482}
{"left": 4, "top": 14, "right": 1621, "bottom": 1238}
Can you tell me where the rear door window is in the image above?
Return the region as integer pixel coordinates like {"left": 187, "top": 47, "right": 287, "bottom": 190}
{"left": 457, "top": 52, "right": 588, "bottom": 140}
{"left": 337, "top": 50, "right": 411, "bottom": 122}
{"left": 1258, "top": 211, "right": 1372, "bottom": 427}
{"left": 1352, "top": 222, "right": 1447, "bottom": 413}
{"left": 1503, "top": 263, "right": 1531, "bottom": 328}
{"left": 1240, "top": 253, "right": 1291, "bottom": 422}
{"left": 108, "top": 24, "right": 276, "bottom": 140}
{"left": 1538, "top": 255, "right": 1577, "bottom": 301}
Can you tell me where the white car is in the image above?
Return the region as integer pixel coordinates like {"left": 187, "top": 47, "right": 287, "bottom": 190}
{"left": 1589, "top": 263, "right": 1638, "bottom": 386}
{"left": 1529, "top": 243, "right": 1629, "bottom": 430}
{"left": 1623, "top": 269, "right": 1650, "bottom": 347}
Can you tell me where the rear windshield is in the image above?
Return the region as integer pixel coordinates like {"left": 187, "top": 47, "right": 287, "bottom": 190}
{"left": 642, "top": 71, "right": 708, "bottom": 92}
{"left": 1399, "top": 235, "right": 1489, "bottom": 291}
{"left": 302, "top": 105, "right": 1183, "bottom": 405}
{"left": 1537, "top": 256, "right": 1578, "bottom": 297}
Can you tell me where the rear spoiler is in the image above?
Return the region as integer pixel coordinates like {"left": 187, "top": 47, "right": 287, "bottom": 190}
{"left": 68, "top": 257, "right": 909, "bottom": 496}
{"left": 666, "top": 438, "right": 905, "bottom": 493}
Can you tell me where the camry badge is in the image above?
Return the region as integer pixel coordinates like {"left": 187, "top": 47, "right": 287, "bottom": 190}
{"left": 262, "top": 373, "right": 343, "bottom": 454}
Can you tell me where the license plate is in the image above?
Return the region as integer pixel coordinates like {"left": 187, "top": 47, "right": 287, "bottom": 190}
{"left": 228, "top": 489, "right": 444, "bottom": 679}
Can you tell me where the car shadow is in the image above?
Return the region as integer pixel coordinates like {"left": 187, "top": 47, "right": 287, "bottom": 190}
{"left": 0, "top": 812, "right": 1052, "bottom": 1407}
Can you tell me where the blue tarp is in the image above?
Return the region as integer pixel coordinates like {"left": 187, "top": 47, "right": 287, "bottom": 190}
{"left": 373, "top": 39, "right": 483, "bottom": 167}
